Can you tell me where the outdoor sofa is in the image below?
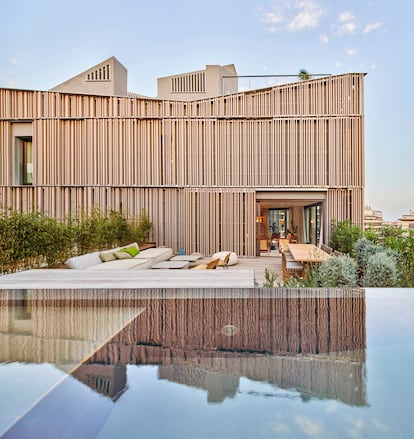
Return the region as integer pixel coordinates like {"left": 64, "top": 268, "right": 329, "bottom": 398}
{"left": 65, "top": 243, "right": 173, "bottom": 270}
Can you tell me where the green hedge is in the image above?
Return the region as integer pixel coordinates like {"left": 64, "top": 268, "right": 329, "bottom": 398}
{"left": 0, "top": 208, "right": 152, "bottom": 274}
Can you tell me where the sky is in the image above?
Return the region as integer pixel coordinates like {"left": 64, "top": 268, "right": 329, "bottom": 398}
{"left": 0, "top": 0, "right": 412, "bottom": 221}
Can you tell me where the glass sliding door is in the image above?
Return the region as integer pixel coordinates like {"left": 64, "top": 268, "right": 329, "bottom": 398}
{"left": 304, "top": 203, "right": 321, "bottom": 245}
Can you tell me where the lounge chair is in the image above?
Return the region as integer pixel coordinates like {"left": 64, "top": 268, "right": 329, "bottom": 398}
{"left": 217, "top": 252, "right": 231, "bottom": 269}
{"left": 191, "top": 258, "right": 220, "bottom": 270}
{"left": 212, "top": 251, "right": 238, "bottom": 266}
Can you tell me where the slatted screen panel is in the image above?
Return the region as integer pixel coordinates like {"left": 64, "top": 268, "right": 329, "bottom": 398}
{"left": 0, "top": 74, "right": 364, "bottom": 255}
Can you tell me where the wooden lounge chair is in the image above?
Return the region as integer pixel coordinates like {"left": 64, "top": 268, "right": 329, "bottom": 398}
{"left": 217, "top": 252, "right": 231, "bottom": 269}
{"left": 191, "top": 258, "right": 220, "bottom": 270}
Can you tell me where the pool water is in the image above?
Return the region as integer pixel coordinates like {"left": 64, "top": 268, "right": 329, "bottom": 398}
{"left": 0, "top": 288, "right": 413, "bottom": 438}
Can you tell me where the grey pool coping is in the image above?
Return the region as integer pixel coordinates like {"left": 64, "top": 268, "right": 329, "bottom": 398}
{"left": 0, "top": 268, "right": 255, "bottom": 289}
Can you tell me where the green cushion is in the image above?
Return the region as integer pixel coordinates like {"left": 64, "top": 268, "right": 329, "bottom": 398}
{"left": 120, "top": 245, "right": 140, "bottom": 257}
{"left": 114, "top": 251, "right": 133, "bottom": 260}
{"left": 99, "top": 252, "right": 117, "bottom": 262}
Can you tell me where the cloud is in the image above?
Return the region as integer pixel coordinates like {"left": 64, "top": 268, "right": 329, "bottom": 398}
{"left": 263, "top": 11, "right": 283, "bottom": 24}
{"left": 363, "top": 21, "right": 383, "bottom": 33}
{"left": 338, "top": 11, "right": 354, "bottom": 23}
{"left": 346, "top": 48, "right": 356, "bottom": 56}
{"left": 319, "top": 33, "right": 329, "bottom": 43}
{"left": 294, "top": 416, "right": 323, "bottom": 437}
{"left": 271, "top": 423, "right": 290, "bottom": 433}
{"left": 259, "top": 0, "right": 324, "bottom": 33}
{"left": 340, "top": 21, "right": 357, "bottom": 34}
{"left": 287, "top": 0, "right": 323, "bottom": 31}
{"left": 371, "top": 417, "right": 390, "bottom": 433}
{"left": 325, "top": 401, "right": 339, "bottom": 413}
{"left": 336, "top": 10, "right": 357, "bottom": 34}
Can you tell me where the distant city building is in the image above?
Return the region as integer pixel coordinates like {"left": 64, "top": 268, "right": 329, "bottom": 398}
{"left": 369, "top": 208, "right": 414, "bottom": 230}
{"left": 397, "top": 209, "right": 414, "bottom": 230}
{"left": 364, "top": 206, "right": 383, "bottom": 231}
{"left": 157, "top": 64, "right": 238, "bottom": 101}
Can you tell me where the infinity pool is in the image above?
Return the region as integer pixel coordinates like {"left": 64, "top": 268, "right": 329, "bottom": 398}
{"left": 0, "top": 288, "right": 413, "bottom": 438}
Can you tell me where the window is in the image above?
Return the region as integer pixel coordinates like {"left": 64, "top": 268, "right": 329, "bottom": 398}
{"left": 16, "top": 136, "right": 33, "bottom": 185}
{"left": 171, "top": 72, "right": 206, "bottom": 93}
{"left": 87, "top": 64, "right": 110, "bottom": 81}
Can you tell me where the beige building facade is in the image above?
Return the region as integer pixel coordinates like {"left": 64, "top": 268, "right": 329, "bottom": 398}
{"left": 0, "top": 60, "right": 365, "bottom": 256}
{"left": 157, "top": 64, "right": 238, "bottom": 101}
{"left": 50, "top": 56, "right": 128, "bottom": 97}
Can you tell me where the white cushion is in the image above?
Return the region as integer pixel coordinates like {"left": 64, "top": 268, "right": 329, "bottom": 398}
{"left": 65, "top": 252, "right": 102, "bottom": 269}
{"left": 212, "top": 251, "right": 238, "bottom": 266}
{"left": 134, "top": 247, "right": 173, "bottom": 264}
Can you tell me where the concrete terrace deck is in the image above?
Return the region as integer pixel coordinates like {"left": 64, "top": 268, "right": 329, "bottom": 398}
{"left": 0, "top": 255, "right": 283, "bottom": 289}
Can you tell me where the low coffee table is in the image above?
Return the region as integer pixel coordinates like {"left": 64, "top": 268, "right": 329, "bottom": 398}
{"left": 152, "top": 260, "right": 190, "bottom": 269}
{"left": 170, "top": 255, "right": 202, "bottom": 262}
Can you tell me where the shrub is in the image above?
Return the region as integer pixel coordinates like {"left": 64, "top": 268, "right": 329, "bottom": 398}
{"left": 0, "top": 209, "right": 28, "bottom": 272}
{"left": 364, "top": 227, "right": 380, "bottom": 243}
{"left": 29, "top": 214, "right": 73, "bottom": 266}
{"left": 301, "top": 263, "right": 320, "bottom": 287}
{"left": 127, "top": 209, "right": 153, "bottom": 244}
{"left": 263, "top": 268, "right": 278, "bottom": 287}
{"left": 364, "top": 251, "right": 399, "bottom": 287}
{"left": 318, "top": 255, "right": 358, "bottom": 287}
{"left": 70, "top": 208, "right": 132, "bottom": 254}
{"left": 354, "top": 237, "right": 400, "bottom": 286}
{"left": 379, "top": 227, "right": 414, "bottom": 287}
{"left": 353, "top": 238, "right": 380, "bottom": 284}
{"left": 354, "top": 238, "right": 380, "bottom": 271}
{"left": 329, "top": 220, "right": 362, "bottom": 256}
{"left": 277, "top": 277, "right": 306, "bottom": 288}
{"left": 69, "top": 209, "right": 100, "bottom": 255}
{"left": 0, "top": 210, "right": 73, "bottom": 272}
{"left": 98, "top": 209, "right": 130, "bottom": 247}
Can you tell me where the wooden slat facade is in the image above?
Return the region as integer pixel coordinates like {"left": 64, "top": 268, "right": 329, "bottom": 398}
{"left": 0, "top": 73, "right": 364, "bottom": 255}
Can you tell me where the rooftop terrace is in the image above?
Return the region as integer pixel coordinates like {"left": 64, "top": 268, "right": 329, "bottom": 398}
{"left": 0, "top": 256, "right": 283, "bottom": 289}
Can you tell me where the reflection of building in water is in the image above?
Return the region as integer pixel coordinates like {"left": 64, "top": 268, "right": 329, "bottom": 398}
{"left": 155, "top": 349, "right": 365, "bottom": 405}
{"left": 0, "top": 289, "right": 141, "bottom": 397}
{"left": 89, "top": 288, "right": 367, "bottom": 406}
{"left": 0, "top": 288, "right": 366, "bottom": 406}
{"left": 72, "top": 364, "right": 127, "bottom": 401}
{"left": 159, "top": 364, "right": 239, "bottom": 403}
{"left": 100, "top": 289, "right": 366, "bottom": 356}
